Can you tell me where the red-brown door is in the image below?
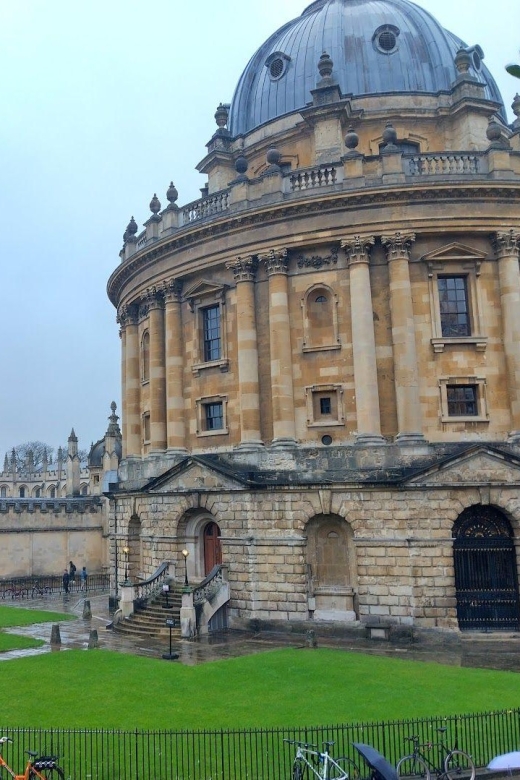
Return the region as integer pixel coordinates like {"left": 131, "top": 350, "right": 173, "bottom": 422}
{"left": 204, "top": 522, "right": 222, "bottom": 575}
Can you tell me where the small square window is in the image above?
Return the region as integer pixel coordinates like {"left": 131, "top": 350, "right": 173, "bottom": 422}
{"left": 320, "top": 397, "right": 332, "bottom": 415}
{"left": 439, "top": 377, "right": 488, "bottom": 423}
{"left": 447, "top": 385, "right": 477, "bottom": 416}
{"left": 306, "top": 385, "right": 345, "bottom": 427}
{"left": 196, "top": 395, "right": 229, "bottom": 437}
{"left": 204, "top": 402, "right": 223, "bottom": 431}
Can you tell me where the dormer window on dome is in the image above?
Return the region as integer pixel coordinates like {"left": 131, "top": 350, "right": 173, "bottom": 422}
{"left": 265, "top": 52, "right": 291, "bottom": 81}
{"left": 373, "top": 24, "right": 400, "bottom": 55}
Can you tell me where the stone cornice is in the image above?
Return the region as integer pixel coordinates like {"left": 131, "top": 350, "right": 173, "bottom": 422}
{"left": 107, "top": 182, "right": 520, "bottom": 306}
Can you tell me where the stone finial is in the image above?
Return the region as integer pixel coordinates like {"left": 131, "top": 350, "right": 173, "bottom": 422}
{"left": 486, "top": 116, "right": 510, "bottom": 149}
{"left": 166, "top": 181, "right": 178, "bottom": 205}
{"left": 235, "top": 156, "right": 248, "bottom": 177}
{"left": 215, "top": 103, "right": 229, "bottom": 129}
{"left": 455, "top": 47, "right": 471, "bottom": 75}
{"left": 381, "top": 121, "right": 398, "bottom": 153}
{"left": 318, "top": 51, "right": 333, "bottom": 80}
{"left": 126, "top": 216, "right": 138, "bottom": 237}
{"left": 266, "top": 147, "right": 282, "bottom": 168}
{"left": 149, "top": 193, "right": 161, "bottom": 214}
{"left": 344, "top": 126, "right": 360, "bottom": 153}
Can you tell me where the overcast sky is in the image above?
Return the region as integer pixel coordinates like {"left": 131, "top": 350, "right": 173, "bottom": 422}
{"left": 0, "top": 0, "right": 518, "bottom": 460}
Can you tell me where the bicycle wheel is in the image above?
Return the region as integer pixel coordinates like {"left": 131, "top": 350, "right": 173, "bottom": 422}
{"left": 444, "top": 750, "right": 475, "bottom": 780}
{"left": 397, "top": 756, "right": 431, "bottom": 780}
{"left": 30, "top": 766, "right": 66, "bottom": 780}
{"left": 293, "top": 758, "right": 308, "bottom": 780}
{"left": 328, "top": 757, "right": 362, "bottom": 779}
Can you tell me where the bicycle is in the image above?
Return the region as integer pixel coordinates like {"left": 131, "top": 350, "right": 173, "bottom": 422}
{"left": 30, "top": 583, "right": 51, "bottom": 599}
{"left": 285, "top": 739, "right": 361, "bottom": 780}
{"left": 0, "top": 736, "right": 65, "bottom": 779}
{"left": 396, "top": 728, "right": 475, "bottom": 780}
{"left": 3, "top": 586, "right": 29, "bottom": 600}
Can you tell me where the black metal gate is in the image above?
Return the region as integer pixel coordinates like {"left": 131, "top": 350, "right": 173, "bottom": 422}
{"left": 453, "top": 505, "right": 520, "bottom": 631}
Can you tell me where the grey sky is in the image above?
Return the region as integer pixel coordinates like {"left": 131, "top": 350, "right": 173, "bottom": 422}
{"left": 0, "top": 0, "right": 518, "bottom": 459}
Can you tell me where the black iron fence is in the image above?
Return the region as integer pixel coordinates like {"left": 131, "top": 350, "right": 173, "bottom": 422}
{"left": 1, "top": 709, "right": 519, "bottom": 780}
{"left": 0, "top": 573, "right": 110, "bottom": 600}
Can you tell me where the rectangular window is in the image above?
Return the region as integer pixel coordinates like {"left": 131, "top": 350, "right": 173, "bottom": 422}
{"left": 438, "top": 276, "right": 470, "bottom": 337}
{"left": 319, "top": 397, "right": 332, "bottom": 415}
{"left": 447, "top": 385, "right": 478, "bottom": 417}
{"left": 202, "top": 305, "right": 221, "bottom": 362}
{"left": 204, "top": 402, "right": 224, "bottom": 431}
{"left": 142, "top": 412, "right": 151, "bottom": 443}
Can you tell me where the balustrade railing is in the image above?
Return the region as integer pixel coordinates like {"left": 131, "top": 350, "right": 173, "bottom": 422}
{"left": 406, "top": 153, "right": 483, "bottom": 176}
{"left": 132, "top": 562, "right": 170, "bottom": 606}
{"left": 181, "top": 190, "right": 230, "bottom": 224}
{"left": 193, "top": 564, "right": 226, "bottom": 606}
{"left": 286, "top": 164, "right": 340, "bottom": 192}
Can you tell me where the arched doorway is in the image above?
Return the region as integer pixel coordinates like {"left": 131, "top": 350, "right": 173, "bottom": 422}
{"left": 453, "top": 505, "right": 520, "bottom": 631}
{"left": 204, "top": 521, "right": 222, "bottom": 575}
{"left": 306, "top": 514, "right": 357, "bottom": 621}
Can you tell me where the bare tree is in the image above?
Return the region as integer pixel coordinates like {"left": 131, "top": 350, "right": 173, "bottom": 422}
{"left": 4, "top": 443, "right": 89, "bottom": 471}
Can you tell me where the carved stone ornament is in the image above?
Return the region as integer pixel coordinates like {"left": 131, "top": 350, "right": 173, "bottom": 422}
{"left": 297, "top": 247, "right": 338, "bottom": 270}
{"left": 116, "top": 303, "right": 138, "bottom": 328}
{"left": 227, "top": 255, "right": 258, "bottom": 282}
{"left": 492, "top": 230, "right": 520, "bottom": 259}
{"left": 162, "top": 278, "right": 183, "bottom": 303}
{"left": 340, "top": 235, "right": 375, "bottom": 265}
{"left": 381, "top": 232, "right": 416, "bottom": 261}
{"left": 142, "top": 286, "right": 164, "bottom": 310}
{"left": 259, "top": 248, "right": 289, "bottom": 275}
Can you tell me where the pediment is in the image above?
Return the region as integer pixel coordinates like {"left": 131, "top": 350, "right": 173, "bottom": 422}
{"left": 406, "top": 447, "right": 520, "bottom": 486}
{"left": 419, "top": 242, "right": 487, "bottom": 264}
{"left": 145, "top": 457, "right": 249, "bottom": 493}
{"left": 183, "top": 279, "right": 228, "bottom": 306}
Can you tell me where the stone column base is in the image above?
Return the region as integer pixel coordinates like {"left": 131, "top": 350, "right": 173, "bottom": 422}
{"left": 355, "top": 433, "right": 386, "bottom": 446}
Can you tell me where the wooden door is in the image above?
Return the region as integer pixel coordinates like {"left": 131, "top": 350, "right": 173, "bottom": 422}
{"left": 204, "top": 522, "right": 222, "bottom": 575}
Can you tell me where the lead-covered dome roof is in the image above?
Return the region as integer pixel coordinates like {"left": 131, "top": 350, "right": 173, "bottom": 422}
{"left": 229, "top": 0, "right": 505, "bottom": 137}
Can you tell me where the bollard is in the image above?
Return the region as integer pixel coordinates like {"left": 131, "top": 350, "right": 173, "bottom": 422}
{"left": 88, "top": 629, "right": 99, "bottom": 649}
{"left": 82, "top": 600, "right": 92, "bottom": 619}
{"left": 50, "top": 624, "right": 61, "bottom": 645}
{"left": 305, "top": 629, "right": 318, "bottom": 648}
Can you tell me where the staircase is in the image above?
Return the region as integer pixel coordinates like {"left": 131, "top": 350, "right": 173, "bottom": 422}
{"left": 113, "top": 584, "right": 183, "bottom": 640}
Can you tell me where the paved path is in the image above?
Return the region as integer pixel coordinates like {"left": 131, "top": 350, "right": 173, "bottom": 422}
{"left": 2, "top": 592, "right": 520, "bottom": 670}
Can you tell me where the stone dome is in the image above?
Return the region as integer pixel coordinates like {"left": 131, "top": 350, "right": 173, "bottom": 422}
{"left": 229, "top": 0, "right": 506, "bottom": 137}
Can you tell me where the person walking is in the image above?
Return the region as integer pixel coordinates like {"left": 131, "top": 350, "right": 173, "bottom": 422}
{"left": 80, "top": 566, "right": 88, "bottom": 591}
{"left": 69, "top": 561, "right": 77, "bottom": 586}
{"left": 62, "top": 569, "right": 70, "bottom": 594}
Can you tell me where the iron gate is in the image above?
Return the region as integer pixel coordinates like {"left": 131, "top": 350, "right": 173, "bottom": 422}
{"left": 453, "top": 505, "right": 520, "bottom": 631}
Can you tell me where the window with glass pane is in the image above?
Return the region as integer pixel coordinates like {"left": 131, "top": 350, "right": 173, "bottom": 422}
{"left": 204, "top": 402, "right": 223, "bottom": 430}
{"left": 438, "top": 276, "right": 470, "bottom": 337}
{"left": 202, "top": 305, "right": 221, "bottom": 362}
{"left": 320, "top": 397, "right": 332, "bottom": 415}
{"left": 447, "top": 385, "right": 477, "bottom": 416}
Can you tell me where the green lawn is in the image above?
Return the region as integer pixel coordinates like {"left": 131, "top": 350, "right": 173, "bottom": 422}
{"left": 0, "top": 605, "right": 74, "bottom": 653}
{"left": 0, "top": 647, "right": 519, "bottom": 729}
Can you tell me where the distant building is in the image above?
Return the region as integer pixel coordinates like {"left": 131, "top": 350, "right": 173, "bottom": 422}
{"left": 107, "top": 0, "right": 520, "bottom": 635}
{"left": 0, "top": 404, "right": 121, "bottom": 577}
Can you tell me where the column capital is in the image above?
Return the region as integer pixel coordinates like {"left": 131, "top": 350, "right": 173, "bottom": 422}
{"left": 162, "top": 278, "right": 183, "bottom": 303}
{"left": 341, "top": 235, "right": 375, "bottom": 266}
{"left": 117, "top": 303, "right": 139, "bottom": 329}
{"left": 381, "top": 231, "right": 416, "bottom": 261}
{"left": 143, "top": 286, "right": 165, "bottom": 311}
{"left": 493, "top": 230, "right": 520, "bottom": 259}
{"left": 227, "top": 255, "right": 258, "bottom": 283}
{"left": 259, "top": 248, "right": 289, "bottom": 276}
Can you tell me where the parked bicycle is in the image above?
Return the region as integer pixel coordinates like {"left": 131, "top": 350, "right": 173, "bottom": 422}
{"left": 2, "top": 585, "right": 28, "bottom": 600}
{"left": 30, "top": 582, "right": 51, "bottom": 599}
{"left": 397, "top": 728, "right": 475, "bottom": 780}
{"left": 285, "top": 739, "right": 361, "bottom": 780}
{"left": 0, "top": 736, "right": 65, "bottom": 779}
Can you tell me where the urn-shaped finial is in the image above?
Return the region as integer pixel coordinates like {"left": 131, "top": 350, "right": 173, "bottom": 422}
{"left": 149, "top": 193, "right": 161, "bottom": 214}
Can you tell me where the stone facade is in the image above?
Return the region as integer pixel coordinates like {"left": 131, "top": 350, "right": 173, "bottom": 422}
{"left": 106, "top": 1, "right": 520, "bottom": 634}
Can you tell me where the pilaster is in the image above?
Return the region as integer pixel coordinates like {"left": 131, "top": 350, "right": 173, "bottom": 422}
{"left": 118, "top": 304, "right": 141, "bottom": 458}
{"left": 163, "top": 279, "right": 187, "bottom": 454}
{"left": 144, "top": 287, "right": 167, "bottom": 453}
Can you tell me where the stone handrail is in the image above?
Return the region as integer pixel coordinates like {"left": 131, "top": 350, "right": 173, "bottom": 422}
{"left": 286, "top": 164, "right": 341, "bottom": 193}
{"left": 181, "top": 190, "right": 230, "bottom": 224}
{"left": 193, "top": 564, "right": 226, "bottom": 606}
{"left": 405, "top": 153, "right": 483, "bottom": 176}
{"left": 132, "top": 562, "right": 170, "bottom": 604}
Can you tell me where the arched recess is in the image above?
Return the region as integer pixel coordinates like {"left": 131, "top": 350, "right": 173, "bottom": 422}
{"left": 453, "top": 505, "right": 520, "bottom": 631}
{"left": 181, "top": 511, "right": 223, "bottom": 583}
{"left": 306, "top": 514, "right": 357, "bottom": 621}
{"left": 301, "top": 285, "right": 340, "bottom": 351}
{"left": 127, "top": 511, "right": 142, "bottom": 582}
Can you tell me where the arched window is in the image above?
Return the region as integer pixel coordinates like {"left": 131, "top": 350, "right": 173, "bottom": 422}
{"left": 302, "top": 285, "right": 340, "bottom": 351}
{"left": 19, "top": 486, "right": 26, "bottom": 498}
{"left": 0, "top": 486, "right": 7, "bottom": 497}
{"left": 49, "top": 486, "right": 56, "bottom": 498}
{"left": 34, "top": 487, "right": 41, "bottom": 498}
{"left": 141, "top": 330, "right": 150, "bottom": 382}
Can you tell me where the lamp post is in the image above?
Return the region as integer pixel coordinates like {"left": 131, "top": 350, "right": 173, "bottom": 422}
{"left": 182, "top": 548, "right": 189, "bottom": 587}
{"left": 123, "top": 546, "right": 130, "bottom": 583}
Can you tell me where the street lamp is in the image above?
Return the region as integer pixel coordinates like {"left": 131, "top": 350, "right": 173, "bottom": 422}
{"left": 182, "top": 548, "right": 189, "bottom": 587}
{"left": 123, "top": 546, "right": 130, "bottom": 583}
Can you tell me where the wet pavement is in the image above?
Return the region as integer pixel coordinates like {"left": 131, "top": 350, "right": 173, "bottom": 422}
{"left": 2, "top": 592, "right": 520, "bottom": 671}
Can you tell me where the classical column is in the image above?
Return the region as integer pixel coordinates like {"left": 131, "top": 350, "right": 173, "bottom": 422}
{"left": 341, "top": 236, "right": 384, "bottom": 444}
{"left": 494, "top": 230, "right": 520, "bottom": 440}
{"left": 381, "top": 232, "right": 425, "bottom": 443}
{"left": 228, "top": 256, "right": 263, "bottom": 449}
{"left": 145, "top": 288, "right": 167, "bottom": 453}
{"left": 119, "top": 304, "right": 141, "bottom": 458}
{"left": 163, "top": 279, "right": 187, "bottom": 453}
{"left": 260, "top": 248, "right": 297, "bottom": 447}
